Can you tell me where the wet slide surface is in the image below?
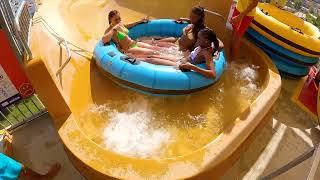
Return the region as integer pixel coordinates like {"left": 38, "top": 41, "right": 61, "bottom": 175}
{"left": 29, "top": 0, "right": 280, "bottom": 178}
{"left": 36, "top": 0, "right": 267, "bottom": 160}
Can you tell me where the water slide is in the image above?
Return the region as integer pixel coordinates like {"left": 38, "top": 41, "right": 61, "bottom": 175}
{"left": 25, "top": 0, "right": 281, "bottom": 179}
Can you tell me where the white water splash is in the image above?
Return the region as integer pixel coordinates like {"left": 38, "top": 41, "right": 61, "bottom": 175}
{"left": 159, "top": 46, "right": 185, "bottom": 59}
{"left": 89, "top": 104, "right": 110, "bottom": 114}
{"left": 232, "top": 63, "right": 260, "bottom": 99}
{"left": 103, "top": 102, "right": 171, "bottom": 158}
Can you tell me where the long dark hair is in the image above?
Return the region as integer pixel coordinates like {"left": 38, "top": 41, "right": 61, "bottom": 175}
{"left": 199, "top": 28, "right": 219, "bottom": 53}
{"left": 108, "top": 10, "right": 119, "bottom": 24}
{"left": 191, "top": 6, "right": 206, "bottom": 41}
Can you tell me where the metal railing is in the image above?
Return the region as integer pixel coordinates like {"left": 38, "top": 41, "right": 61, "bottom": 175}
{"left": 0, "top": 0, "right": 24, "bottom": 60}
{"left": 56, "top": 39, "right": 72, "bottom": 76}
{"left": 204, "top": 9, "right": 225, "bottom": 22}
{"left": 0, "top": 95, "right": 47, "bottom": 130}
{"left": 14, "top": 0, "right": 33, "bottom": 60}
{"left": 32, "top": 16, "right": 93, "bottom": 60}
{"left": 0, "top": 0, "right": 47, "bottom": 130}
{"left": 0, "top": 0, "right": 33, "bottom": 61}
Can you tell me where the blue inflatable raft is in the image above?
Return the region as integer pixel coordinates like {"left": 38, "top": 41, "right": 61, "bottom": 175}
{"left": 246, "top": 28, "right": 318, "bottom": 78}
{"left": 94, "top": 19, "right": 226, "bottom": 95}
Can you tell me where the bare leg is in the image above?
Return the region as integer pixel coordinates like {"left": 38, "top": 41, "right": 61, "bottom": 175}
{"left": 140, "top": 40, "right": 153, "bottom": 44}
{"left": 155, "top": 41, "right": 178, "bottom": 48}
{"left": 157, "top": 37, "right": 177, "bottom": 43}
{"left": 127, "top": 47, "right": 159, "bottom": 55}
{"left": 141, "top": 40, "right": 178, "bottom": 48}
{"left": 149, "top": 54, "right": 180, "bottom": 62}
{"left": 230, "top": 17, "right": 251, "bottom": 61}
{"left": 126, "top": 54, "right": 178, "bottom": 65}
{"left": 142, "top": 57, "right": 177, "bottom": 66}
{"left": 127, "top": 54, "right": 180, "bottom": 62}
{"left": 126, "top": 53, "right": 150, "bottom": 59}
{"left": 19, "top": 163, "right": 61, "bottom": 180}
{"left": 136, "top": 42, "right": 168, "bottom": 51}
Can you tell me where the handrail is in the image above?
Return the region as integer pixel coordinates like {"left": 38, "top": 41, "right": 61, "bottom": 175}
{"left": 204, "top": 9, "right": 226, "bottom": 22}
{"left": 261, "top": 145, "right": 318, "bottom": 180}
{"left": 33, "top": 16, "right": 93, "bottom": 57}
{"left": 13, "top": 0, "right": 33, "bottom": 60}
{"left": 56, "top": 39, "right": 72, "bottom": 76}
{"left": 308, "top": 145, "right": 320, "bottom": 180}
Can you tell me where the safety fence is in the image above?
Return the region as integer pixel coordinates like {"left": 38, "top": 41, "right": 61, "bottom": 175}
{"left": 0, "top": 95, "right": 46, "bottom": 130}
{"left": 0, "top": 0, "right": 47, "bottom": 131}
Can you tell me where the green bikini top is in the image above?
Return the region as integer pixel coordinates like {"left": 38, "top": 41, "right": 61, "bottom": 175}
{"left": 116, "top": 26, "right": 129, "bottom": 42}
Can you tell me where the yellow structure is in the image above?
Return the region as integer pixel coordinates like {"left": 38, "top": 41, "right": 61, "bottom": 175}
{"left": 251, "top": 3, "right": 320, "bottom": 57}
{"left": 270, "top": 0, "right": 288, "bottom": 8}
{"left": 25, "top": 0, "right": 281, "bottom": 179}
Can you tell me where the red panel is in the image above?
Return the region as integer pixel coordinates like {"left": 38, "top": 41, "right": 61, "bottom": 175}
{"left": 0, "top": 29, "right": 34, "bottom": 98}
{"left": 298, "top": 67, "right": 318, "bottom": 115}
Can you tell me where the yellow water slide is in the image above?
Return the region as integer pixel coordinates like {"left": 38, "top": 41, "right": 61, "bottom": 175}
{"left": 25, "top": 0, "right": 281, "bottom": 179}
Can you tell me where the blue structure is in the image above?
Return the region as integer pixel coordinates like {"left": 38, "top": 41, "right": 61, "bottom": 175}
{"left": 94, "top": 19, "right": 226, "bottom": 95}
{"left": 246, "top": 28, "right": 318, "bottom": 78}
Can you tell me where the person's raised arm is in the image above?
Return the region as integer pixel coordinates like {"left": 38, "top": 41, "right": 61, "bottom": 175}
{"left": 231, "top": 0, "right": 259, "bottom": 25}
{"left": 102, "top": 24, "right": 120, "bottom": 44}
{"left": 179, "top": 53, "right": 216, "bottom": 78}
{"left": 125, "top": 16, "right": 149, "bottom": 29}
{"left": 218, "top": 38, "right": 224, "bottom": 52}
{"left": 240, "top": 0, "right": 259, "bottom": 17}
{"left": 176, "top": 17, "right": 191, "bottom": 23}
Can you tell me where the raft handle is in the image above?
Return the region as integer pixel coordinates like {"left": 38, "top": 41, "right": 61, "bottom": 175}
{"left": 120, "top": 56, "right": 139, "bottom": 65}
{"left": 108, "top": 51, "right": 117, "bottom": 57}
{"left": 260, "top": 9, "right": 270, "bottom": 16}
{"left": 290, "top": 27, "right": 304, "bottom": 35}
{"left": 174, "top": 20, "right": 189, "bottom": 24}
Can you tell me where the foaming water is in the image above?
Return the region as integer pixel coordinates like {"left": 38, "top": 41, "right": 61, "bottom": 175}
{"left": 231, "top": 62, "right": 261, "bottom": 99}
{"left": 100, "top": 102, "right": 171, "bottom": 158}
{"left": 159, "top": 46, "right": 185, "bottom": 59}
{"left": 137, "top": 36, "right": 185, "bottom": 59}
{"left": 42, "top": 0, "right": 267, "bottom": 161}
{"left": 77, "top": 53, "right": 263, "bottom": 159}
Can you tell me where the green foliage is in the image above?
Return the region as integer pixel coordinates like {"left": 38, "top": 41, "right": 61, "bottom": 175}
{"left": 293, "top": 0, "right": 303, "bottom": 10}
{"left": 306, "top": 13, "right": 320, "bottom": 30}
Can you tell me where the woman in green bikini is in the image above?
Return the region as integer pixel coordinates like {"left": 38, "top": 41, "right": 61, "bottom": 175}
{"left": 103, "top": 10, "right": 165, "bottom": 56}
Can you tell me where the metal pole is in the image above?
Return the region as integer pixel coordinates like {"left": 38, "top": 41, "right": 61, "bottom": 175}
{"left": 22, "top": 101, "right": 35, "bottom": 115}
{"left": 0, "top": 1, "right": 23, "bottom": 60}
{"left": 0, "top": 111, "right": 14, "bottom": 126}
{"left": 5, "top": 107, "right": 20, "bottom": 122}
{"left": 13, "top": 104, "right": 28, "bottom": 119}
{"left": 204, "top": 9, "right": 225, "bottom": 22}
{"left": 30, "top": 97, "right": 41, "bottom": 111}
{"left": 307, "top": 145, "right": 320, "bottom": 180}
{"left": 261, "top": 146, "right": 317, "bottom": 180}
{"left": 13, "top": 0, "right": 33, "bottom": 60}
{"left": 56, "top": 39, "right": 72, "bottom": 76}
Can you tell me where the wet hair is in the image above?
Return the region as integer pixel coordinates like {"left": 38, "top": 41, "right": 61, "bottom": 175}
{"left": 191, "top": 6, "right": 206, "bottom": 41}
{"left": 108, "top": 10, "right": 119, "bottom": 24}
{"left": 199, "top": 28, "right": 219, "bottom": 53}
